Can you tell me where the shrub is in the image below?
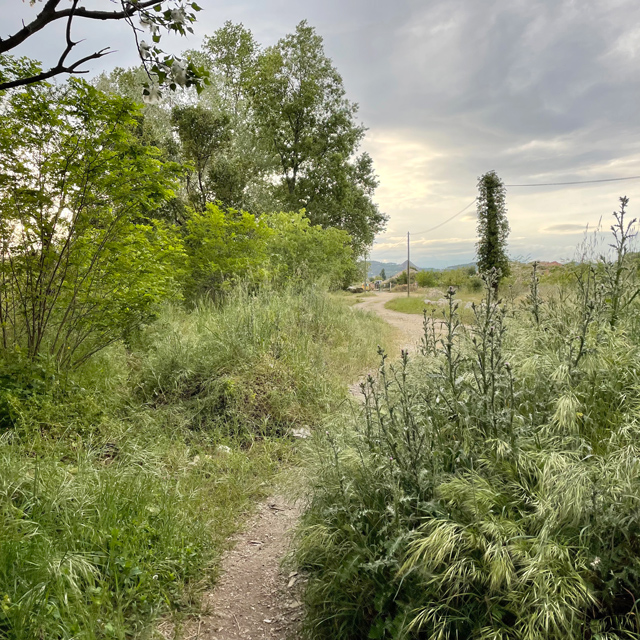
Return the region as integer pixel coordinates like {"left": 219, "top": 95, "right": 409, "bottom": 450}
{"left": 295, "top": 202, "right": 640, "bottom": 639}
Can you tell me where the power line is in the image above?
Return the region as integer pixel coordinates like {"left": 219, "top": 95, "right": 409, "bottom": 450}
{"left": 412, "top": 199, "right": 477, "bottom": 236}
{"left": 505, "top": 175, "right": 640, "bottom": 187}
{"left": 371, "top": 174, "right": 640, "bottom": 259}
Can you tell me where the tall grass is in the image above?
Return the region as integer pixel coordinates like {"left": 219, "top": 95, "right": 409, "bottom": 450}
{"left": 0, "top": 285, "right": 391, "bottom": 639}
{"left": 295, "top": 202, "right": 640, "bottom": 639}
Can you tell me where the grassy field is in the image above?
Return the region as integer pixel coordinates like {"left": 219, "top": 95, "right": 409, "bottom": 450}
{"left": 384, "top": 290, "right": 483, "bottom": 324}
{"left": 0, "top": 287, "right": 393, "bottom": 639}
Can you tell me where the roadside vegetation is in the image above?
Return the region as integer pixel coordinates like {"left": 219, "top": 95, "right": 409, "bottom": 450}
{"left": 0, "top": 19, "right": 391, "bottom": 639}
{"left": 295, "top": 198, "right": 640, "bottom": 639}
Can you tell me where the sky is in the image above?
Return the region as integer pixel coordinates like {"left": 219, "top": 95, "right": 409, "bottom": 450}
{"left": 5, "top": 0, "right": 640, "bottom": 267}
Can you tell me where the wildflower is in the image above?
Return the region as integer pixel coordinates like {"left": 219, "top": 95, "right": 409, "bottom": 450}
{"left": 590, "top": 557, "right": 601, "bottom": 570}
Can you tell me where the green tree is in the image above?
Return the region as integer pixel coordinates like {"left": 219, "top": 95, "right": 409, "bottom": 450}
{"left": 249, "top": 21, "right": 387, "bottom": 253}
{"left": 0, "top": 80, "right": 184, "bottom": 367}
{"left": 266, "top": 212, "right": 354, "bottom": 288}
{"left": 380, "top": 268, "right": 386, "bottom": 281}
{"left": 171, "top": 105, "right": 232, "bottom": 210}
{"left": 415, "top": 270, "right": 439, "bottom": 287}
{"left": 184, "top": 204, "right": 271, "bottom": 299}
{"left": 202, "top": 21, "right": 258, "bottom": 115}
{"left": 476, "top": 170, "right": 510, "bottom": 286}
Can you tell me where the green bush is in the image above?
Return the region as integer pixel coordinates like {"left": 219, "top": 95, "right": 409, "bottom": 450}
{"left": 0, "top": 287, "right": 392, "bottom": 639}
{"left": 295, "top": 205, "right": 640, "bottom": 639}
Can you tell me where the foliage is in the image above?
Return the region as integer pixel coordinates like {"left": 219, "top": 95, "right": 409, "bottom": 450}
{"left": 183, "top": 204, "right": 271, "bottom": 299}
{"left": 0, "top": 286, "right": 392, "bottom": 638}
{"left": 171, "top": 105, "right": 232, "bottom": 210}
{"left": 410, "top": 268, "right": 482, "bottom": 292}
{"left": 266, "top": 212, "right": 354, "bottom": 289}
{"left": 0, "top": 80, "right": 184, "bottom": 367}
{"left": 295, "top": 200, "right": 640, "bottom": 639}
{"left": 95, "top": 20, "right": 386, "bottom": 255}
{"left": 476, "top": 171, "right": 510, "bottom": 285}
{"left": 244, "top": 20, "right": 387, "bottom": 253}
{"left": 414, "top": 270, "right": 438, "bottom": 287}
{"left": 201, "top": 21, "right": 258, "bottom": 114}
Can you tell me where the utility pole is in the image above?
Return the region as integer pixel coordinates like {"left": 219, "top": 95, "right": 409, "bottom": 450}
{"left": 363, "top": 252, "right": 367, "bottom": 291}
{"left": 407, "top": 232, "right": 410, "bottom": 298}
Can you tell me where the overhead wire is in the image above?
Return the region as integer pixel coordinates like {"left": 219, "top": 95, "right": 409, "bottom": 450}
{"left": 411, "top": 199, "right": 477, "bottom": 236}
{"left": 505, "top": 175, "right": 640, "bottom": 187}
{"left": 370, "top": 174, "right": 640, "bottom": 259}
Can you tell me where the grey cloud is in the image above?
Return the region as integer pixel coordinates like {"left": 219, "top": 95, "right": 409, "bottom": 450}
{"left": 3, "top": 0, "right": 640, "bottom": 266}
{"left": 542, "top": 223, "right": 589, "bottom": 234}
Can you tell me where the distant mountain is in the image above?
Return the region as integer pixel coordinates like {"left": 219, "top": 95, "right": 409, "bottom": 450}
{"left": 443, "top": 262, "right": 476, "bottom": 271}
{"left": 366, "top": 260, "right": 472, "bottom": 279}
{"left": 366, "top": 260, "right": 426, "bottom": 279}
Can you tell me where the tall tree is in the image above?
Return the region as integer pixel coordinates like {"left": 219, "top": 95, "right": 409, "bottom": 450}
{"left": 476, "top": 170, "right": 510, "bottom": 286}
{"left": 201, "top": 21, "right": 258, "bottom": 115}
{"left": 248, "top": 21, "right": 386, "bottom": 254}
{"left": 171, "top": 105, "right": 232, "bottom": 210}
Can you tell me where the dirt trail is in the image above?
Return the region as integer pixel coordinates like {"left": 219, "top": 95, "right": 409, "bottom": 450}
{"left": 353, "top": 292, "right": 425, "bottom": 352}
{"left": 163, "top": 293, "right": 422, "bottom": 640}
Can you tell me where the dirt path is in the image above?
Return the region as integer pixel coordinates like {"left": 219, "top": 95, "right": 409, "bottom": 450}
{"left": 353, "top": 292, "right": 424, "bottom": 352}
{"left": 159, "top": 497, "right": 303, "bottom": 640}
{"left": 162, "top": 293, "right": 423, "bottom": 640}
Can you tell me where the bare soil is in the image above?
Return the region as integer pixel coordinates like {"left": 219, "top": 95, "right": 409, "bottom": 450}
{"left": 160, "top": 293, "right": 422, "bottom": 639}
{"left": 353, "top": 291, "right": 425, "bottom": 351}
{"left": 158, "top": 497, "right": 303, "bottom": 640}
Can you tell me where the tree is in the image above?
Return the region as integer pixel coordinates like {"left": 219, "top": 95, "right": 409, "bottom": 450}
{"left": 248, "top": 21, "right": 387, "bottom": 254}
{"left": 0, "top": 0, "right": 206, "bottom": 93}
{"left": 266, "top": 212, "right": 354, "bottom": 289}
{"left": 475, "top": 170, "right": 510, "bottom": 286}
{"left": 201, "top": 21, "right": 258, "bottom": 115}
{"left": 380, "top": 268, "right": 386, "bottom": 281}
{"left": 171, "top": 105, "right": 232, "bottom": 210}
{"left": 184, "top": 204, "right": 271, "bottom": 299}
{"left": 0, "top": 80, "right": 185, "bottom": 367}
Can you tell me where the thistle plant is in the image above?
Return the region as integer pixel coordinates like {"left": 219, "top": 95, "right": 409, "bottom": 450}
{"left": 526, "top": 260, "right": 542, "bottom": 325}
{"left": 420, "top": 308, "right": 439, "bottom": 357}
{"left": 601, "top": 196, "right": 640, "bottom": 328}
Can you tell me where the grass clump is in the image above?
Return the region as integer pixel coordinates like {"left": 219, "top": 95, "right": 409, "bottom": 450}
{"left": 295, "top": 200, "right": 640, "bottom": 639}
{"left": 0, "top": 286, "right": 391, "bottom": 639}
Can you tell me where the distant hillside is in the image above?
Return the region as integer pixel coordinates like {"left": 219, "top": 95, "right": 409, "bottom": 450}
{"left": 367, "top": 260, "right": 428, "bottom": 279}
{"left": 366, "top": 260, "right": 474, "bottom": 279}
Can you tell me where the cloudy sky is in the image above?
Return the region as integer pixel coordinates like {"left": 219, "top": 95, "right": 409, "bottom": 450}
{"left": 5, "top": 0, "right": 640, "bottom": 267}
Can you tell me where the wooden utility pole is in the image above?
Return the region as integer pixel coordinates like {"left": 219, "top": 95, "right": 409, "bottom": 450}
{"left": 363, "top": 252, "right": 367, "bottom": 291}
{"left": 407, "top": 232, "right": 410, "bottom": 297}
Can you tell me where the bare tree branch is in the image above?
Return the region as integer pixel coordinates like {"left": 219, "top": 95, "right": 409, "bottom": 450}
{"left": 0, "top": 0, "right": 161, "bottom": 90}
{"left": 0, "top": 0, "right": 158, "bottom": 54}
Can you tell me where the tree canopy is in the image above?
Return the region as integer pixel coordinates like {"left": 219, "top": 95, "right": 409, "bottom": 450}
{"left": 97, "top": 20, "right": 386, "bottom": 256}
